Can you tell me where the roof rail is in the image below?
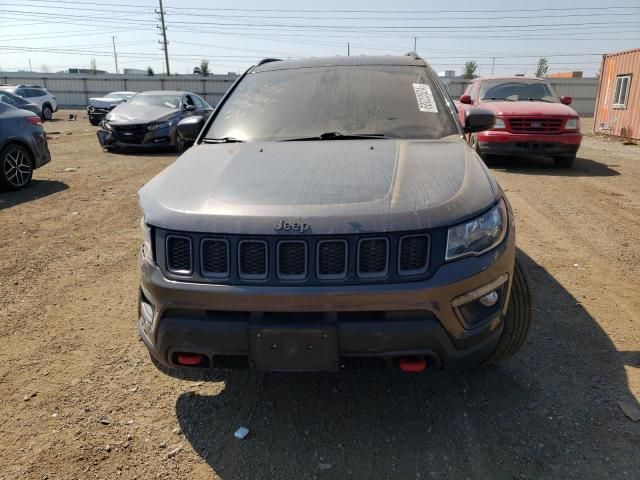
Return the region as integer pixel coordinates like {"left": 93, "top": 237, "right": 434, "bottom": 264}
{"left": 257, "top": 58, "right": 282, "bottom": 66}
{"left": 404, "top": 52, "right": 423, "bottom": 61}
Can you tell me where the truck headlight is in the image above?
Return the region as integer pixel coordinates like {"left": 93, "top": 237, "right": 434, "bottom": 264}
{"left": 493, "top": 118, "right": 505, "bottom": 129}
{"left": 446, "top": 199, "right": 507, "bottom": 261}
{"left": 565, "top": 118, "right": 580, "bottom": 130}
{"left": 140, "top": 218, "right": 154, "bottom": 263}
{"left": 147, "top": 120, "right": 173, "bottom": 131}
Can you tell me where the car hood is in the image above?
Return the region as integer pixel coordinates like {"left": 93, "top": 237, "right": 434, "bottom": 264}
{"left": 139, "top": 139, "right": 498, "bottom": 235}
{"left": 105, "top": 103, "right": 178, "bottom": 124}
{"left": 479, "top": 100, "right": 578, "bottom": 117}
{"left": 89, "top": 97, "right": 126, "bottom": 108}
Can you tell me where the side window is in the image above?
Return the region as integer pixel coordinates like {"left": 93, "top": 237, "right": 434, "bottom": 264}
{"left": 613, "top": 74, "right": 632, "bottom": 108}
{"left": 0, "top": 93, "right": 15, "bottom": 105}
{"left": 462, "top": 83, "right": 473, "bottom": 96}
{"left": 194, "top": 95, "right": 208, "bottom": 108}
{"left": 184, "top": 95, "right": 195, "bottom": 106}
{"left": 27, "top": 89, "right": 44, "bottom": 98}
{"left": 16, "top": 88, "right": 28, "bottom": 97}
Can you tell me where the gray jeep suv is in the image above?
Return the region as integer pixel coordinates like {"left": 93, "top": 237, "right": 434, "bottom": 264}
{"left": 137, "top": 54, "right": 532, "bottom": 373}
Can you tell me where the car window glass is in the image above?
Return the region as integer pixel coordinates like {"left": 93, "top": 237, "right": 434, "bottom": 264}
{"left": 470, "top": 83, "right": 480, "bottom": 101}
{"left": 205, "top": 65, "right": 458, "bottom": 142}
{"left": 16, "top": 88, "right": 27, "bottom": 97}
{"left": 184, "top": 95, "right": 194, "bottom": 106}
{"left": 480, "top": 80, "right": 558, "bottom": 102}
{"left": 129, "top": 94, "right": 180, "bottom": 109}
{"left": 194, "top": 95, "right": 206, "bottom": 108}
{"left": 0, "top": 93, "right": 16, "bottom": 105}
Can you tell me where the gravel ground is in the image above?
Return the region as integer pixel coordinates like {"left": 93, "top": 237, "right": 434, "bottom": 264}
{"left": 0, "top": 113, "right": 638, "bottom": 480}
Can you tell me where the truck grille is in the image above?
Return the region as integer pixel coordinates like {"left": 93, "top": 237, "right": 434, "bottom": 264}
{"left": 162, "top": 231, "right": 433, "bottom": 285}
{"left": 508, "top": 117, "right": 564, "bottom": 133}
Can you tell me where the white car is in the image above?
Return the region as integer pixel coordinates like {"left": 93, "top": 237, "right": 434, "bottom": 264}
{"left": 87, "top": 91, "right": 137, "bottom": 126}
{"left": 0, "top": 85, "right": 58, "bottom": 121}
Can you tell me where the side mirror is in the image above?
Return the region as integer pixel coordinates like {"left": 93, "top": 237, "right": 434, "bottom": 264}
{"left": 184, "top": 104, "right": 196, "bottom": 112}
{"left": 560, "top": 96, "right": 572, "bottom": 105}
{"left": 459, "top": 94, "right": 472, "bottom": 105}
{"left": 177, "top": 116, "right": 205, "bottom": 141}
{"left": 464, "top": 108, "right": 495, "bottom": 133}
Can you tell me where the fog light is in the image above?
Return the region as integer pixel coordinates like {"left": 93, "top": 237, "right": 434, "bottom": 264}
{"left": 479, "top": 290, "right": 499, "bottom": 307}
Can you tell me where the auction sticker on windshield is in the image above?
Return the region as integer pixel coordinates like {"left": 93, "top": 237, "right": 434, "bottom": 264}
{"left": 413, "top": 83, "right": 438, "bottom": 113}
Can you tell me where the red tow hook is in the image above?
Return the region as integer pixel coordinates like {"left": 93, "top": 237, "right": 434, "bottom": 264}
{"left": 398, "top": 357, "right": 427, "bottom": 372}
{"left": 177, "top": 353, "right": 205, "bottom": 366}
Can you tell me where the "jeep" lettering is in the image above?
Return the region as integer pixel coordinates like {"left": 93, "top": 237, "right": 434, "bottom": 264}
{"left": 274, "top": 220, "right": 310, "bottom": 232}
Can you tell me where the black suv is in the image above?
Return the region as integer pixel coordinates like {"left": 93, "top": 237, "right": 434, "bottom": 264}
{"left": 137, "top": 54, "right": 532, "bottom": 373}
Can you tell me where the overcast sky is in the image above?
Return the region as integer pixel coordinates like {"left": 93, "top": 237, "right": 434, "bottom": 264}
{"left": 2, "top": 0, "right": 639, "bottom": 76}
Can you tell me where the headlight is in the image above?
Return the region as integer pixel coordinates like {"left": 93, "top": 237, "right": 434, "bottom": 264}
{"left": 446, "top": 199, "right": 507, "bottom": 261}
{"left": 147, "top": 120, "right": 173, "bottom": 131}
{"left": 493, "top": 118, "right": 505, "bottom": 129}
{"left": 140, "top": 218, "right": 154, "bottom": 263}
{"left": 565, "top": 118, "right": 580, "bottom": 130}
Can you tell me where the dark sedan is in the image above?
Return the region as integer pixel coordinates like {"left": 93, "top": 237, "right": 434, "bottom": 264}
{"left": 97, "top": 91, "right": 212, "bottom": 152}
{"left": 0, "top": 90, "right": 41, "bottom": 117}
{"left": 0, "top": 102, "right": 51, "bottom": 190}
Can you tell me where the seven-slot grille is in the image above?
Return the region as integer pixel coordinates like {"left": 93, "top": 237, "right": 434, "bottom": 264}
{"left": 164, "top": 233, "right": 431, "bottom": 283}
{"left": 166, "top": 235, "right": 192, "bottom": 274}
{"left": 508, "top": 117, "right": 564, "bottom": 133}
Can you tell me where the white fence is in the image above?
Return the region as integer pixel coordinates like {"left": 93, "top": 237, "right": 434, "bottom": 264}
{"left": 1, "top": 72, "right": 598, "bottom": 116}
{"left": 0, "top": 72, "right": 240, "bottom": 108}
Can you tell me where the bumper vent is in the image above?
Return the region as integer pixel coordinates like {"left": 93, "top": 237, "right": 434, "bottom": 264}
{"left": 399, "top": 235, "right": 430, "bottom": 275}
{"left": 358, "top": 238, "right": 389, "bottom": 278}
{"left": 166, "top": 235, "right": 192, "bottom": 274}
{"left": 277, "top": 241, "right": 307, "bottom": 280}
{"left": 238, "top": 240, "right": 268, "bottom": 279}
{"left": 201, "top": 239, "right": 229, "bottom": 278}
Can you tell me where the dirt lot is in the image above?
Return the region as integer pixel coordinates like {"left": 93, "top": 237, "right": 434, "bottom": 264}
{"left": 1, "top": 113, "right": 638, "bottom": 480}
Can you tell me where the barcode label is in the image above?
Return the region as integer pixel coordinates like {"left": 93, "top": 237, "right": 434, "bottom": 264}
{"left": 413, "top": 83, "right": 438, "bottom": 113}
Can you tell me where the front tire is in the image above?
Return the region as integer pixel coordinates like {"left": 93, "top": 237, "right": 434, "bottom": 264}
{"left": 469, "top": 133, "right": 485, "bottom": 160}
{"left": 42, "top": 104, "right": 53, "bottom": 121}
{"left": 0, "top": 144, "right": 33, "bottom": 190}
{"left": 485, "top": 258, "right": 533, "bottom": 364}
{"left": 553, "top": 154, "right": 576, "bottom": 169}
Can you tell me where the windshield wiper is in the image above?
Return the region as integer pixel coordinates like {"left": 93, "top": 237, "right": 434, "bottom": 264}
{"left": 527, "top": 98, "right": 554, "bottom": 103}
{"left": 202, "top": 137, "right": 246, "bottom": 143}
{"left": 281, "top": 132, "right": 389, "bottom": 141}
{"left": 484, "top": 97, "right": 516, "bottom": 102}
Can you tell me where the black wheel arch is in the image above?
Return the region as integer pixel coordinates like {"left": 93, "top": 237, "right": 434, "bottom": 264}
{"left": 0, "top": 138, "right": 36, "bottom": 166}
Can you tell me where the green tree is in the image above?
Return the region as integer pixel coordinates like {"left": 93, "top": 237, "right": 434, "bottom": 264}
{"left": 146, "top": 66, "right": 155, "bottom": 76}
{"left": 89, "top": 57, "right": 97, "bottom": 75}
{"left": 535, "top": 57, "right": 549, "bottom": 78}
{"left": 200, "top": 59, "right": 210, "bottom": 77}
{"left": 463, "top": 61, "right": 478, "bottom": 79}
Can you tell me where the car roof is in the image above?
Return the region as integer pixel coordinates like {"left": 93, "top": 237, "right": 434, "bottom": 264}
{"left": 476, "top": 76, "right": 546, "bottom": 82}
{"left": 138, "top": 90, "right": 190, "bottom": 95}
{"left": 253, "top": 54, "right": 426, "bottom": 73}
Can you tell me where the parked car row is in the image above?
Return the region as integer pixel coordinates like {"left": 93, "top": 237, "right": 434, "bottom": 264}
{"left": 0, "top": 84, "right": 58, "bottom": 120}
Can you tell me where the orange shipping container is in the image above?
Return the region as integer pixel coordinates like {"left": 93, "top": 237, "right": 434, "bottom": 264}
{"left": 593, "top": 48, "right": 640, "bottom": 140}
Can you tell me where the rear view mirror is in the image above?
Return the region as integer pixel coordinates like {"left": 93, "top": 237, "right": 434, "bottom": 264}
{"left": 560, "top": 96, "right": 572, "bottom": 105}
{"left": 177, "top": 116, "right": 205, "bottom": 141}
{"left": 459, "top": 95, "right": 472, "bottom": 105}
{"left": 464, "top": 108, "right": 495, "bottom": 133}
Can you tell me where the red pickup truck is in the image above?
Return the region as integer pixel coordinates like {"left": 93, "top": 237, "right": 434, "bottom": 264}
{"left": 457, "top": 77, "right": 582, "bottom": 168}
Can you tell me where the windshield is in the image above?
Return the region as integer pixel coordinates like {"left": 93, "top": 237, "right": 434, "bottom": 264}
{"left": 204, "top": 65, "right": 458, "bottom": 142}
{"left": 480, "top": 80, "right": 558, "bottom": 102}
{"left": 129, "top": 94, "right": 181, "bottom": 109}
{"left": 106, "top": 92, "right": 134, "bottom": 100}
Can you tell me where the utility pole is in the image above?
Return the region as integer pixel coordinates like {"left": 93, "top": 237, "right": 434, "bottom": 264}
{"left": 112, "top": 36, "right": 119, "bottom": 75}
{"left": 157, "top": 0, "right": 170, "bottom": 75}
{"left": 414, "top": 37, "right": 417, "bottom": 53}
{"left": 347, "top": 42, "right": 350, "bottom": 56}
{"left": 491, "top": 57, "right": 495, "bottom": 76}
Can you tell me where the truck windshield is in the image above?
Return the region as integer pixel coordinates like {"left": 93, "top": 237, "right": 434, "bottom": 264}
{"left": 480, "top": 80, "right": 558, "bottom": 103}
{"left": 204, "top": 65, "right": 458, "bottom": 142}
